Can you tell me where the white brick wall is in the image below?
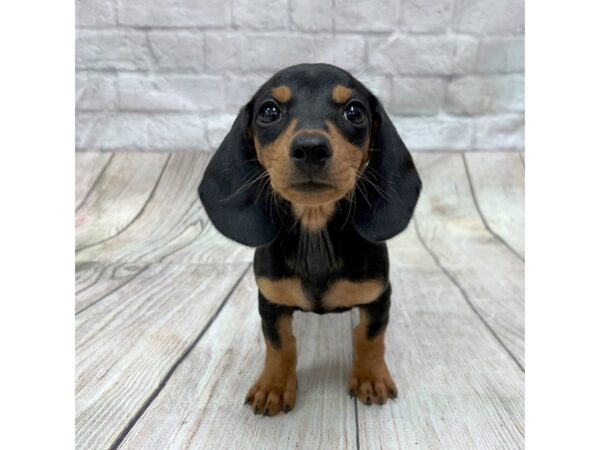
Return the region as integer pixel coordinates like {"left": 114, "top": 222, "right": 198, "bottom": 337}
{"left": 76, "top": 0, "right": 524, "bottom": 152}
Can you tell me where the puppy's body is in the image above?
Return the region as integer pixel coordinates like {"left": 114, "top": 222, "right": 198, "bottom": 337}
{"left": 255, "top": 202, "right": 389, "bottom": 315}
{"left": 199, "top": 64, "right": 421, "bottom": 416}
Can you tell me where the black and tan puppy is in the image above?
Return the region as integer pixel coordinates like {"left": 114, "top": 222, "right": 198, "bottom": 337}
{"left": 199, "top": 63, "right": 421, "bottom": 416}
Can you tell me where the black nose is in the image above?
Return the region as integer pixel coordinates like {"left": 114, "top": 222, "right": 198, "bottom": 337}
{"left": 290, "top": 135, "right": 332, "bottom": 172}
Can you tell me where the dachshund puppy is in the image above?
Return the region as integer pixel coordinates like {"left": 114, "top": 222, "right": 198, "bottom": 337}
{"left": 199, "top": 63, "right": 421, "bottom": 416}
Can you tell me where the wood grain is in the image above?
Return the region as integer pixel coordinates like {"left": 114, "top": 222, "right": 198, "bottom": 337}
{"left": 76, "top": 153, "right": 169, "bottom": 250}
{"left": 76, "top": 152, "right": 253, "bottom": 266}
{"left": 75, "top": 152, "right": 112, "bottom": 210}
{"left": 464, "top": 152, "right": 524, "bottom": 258}
{"left": 75, "top": 262, "right": 248, "bottom": 450}
{"left": 412, "top": 153, "right": 525, "bottom": 368}
{"left": 74, "top": 151, "right": 525, "bottom": 449}
{"left": 358, "top": 223, "right": 524, "bottom": 449}
{"left": 75, "top": 261, "right": 148, "bottom": 313}
{"left": 119, "top": 271, "right": 357, "bottom": 450}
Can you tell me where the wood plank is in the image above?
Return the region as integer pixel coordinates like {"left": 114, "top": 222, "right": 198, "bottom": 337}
{"left": 119, "top": 271, "right": 357, "bottom": 450}
{"left": 357, "top": 223, "right": 524, "bottom": 449}
{"left": 75, "top": 261, "right": 148, "bottom": 313}
{"left": 76, "top": 152, "right": 253, "bottom": 266}
{"left": 412, "top": 153, "right": 524, "bottom": 368}
{"left": 75, "top": 152, "right": 112, "bottom": 210}
{"left": 75, "top": 153, "right": 169, "bottom": 251}
{"left": 464, "top": 152, "right": 524, "bottom": 258}
{"left": 75, "top": 262, "right": 248, "bottom": 450}
{"left": 160, "top": 221, "right": 254, "bottom": 265}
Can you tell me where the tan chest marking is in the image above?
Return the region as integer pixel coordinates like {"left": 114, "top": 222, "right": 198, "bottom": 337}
{"left": 323, "top": 280, "right": 385, "bottom": 309}
{"left": 291, "top": 202, "right": 336, "bottom": 232}
{"left": 256, "top": 277, "right": 311, "bottom": 310}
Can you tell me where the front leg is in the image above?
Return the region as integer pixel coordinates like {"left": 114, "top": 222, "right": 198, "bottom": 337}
{"left": 348, "top": 284, "right": 398, "bottom": 405}
{"left": 245, "top": 291, "right": 298, "bottom": 416}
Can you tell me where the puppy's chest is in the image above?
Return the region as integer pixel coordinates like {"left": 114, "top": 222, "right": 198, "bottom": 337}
{"left": 254, "top": 230, "right": 387, "bottom": 312}
{"left": 255, "top": 274, "right": 384, "bottom": 313}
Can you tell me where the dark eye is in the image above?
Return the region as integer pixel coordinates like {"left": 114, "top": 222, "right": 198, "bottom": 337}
{"left": 343, "top": 101, "right": 366, "bottom": 125}
{"left": 257, "top": 102, "right": 281, "bottom": 124}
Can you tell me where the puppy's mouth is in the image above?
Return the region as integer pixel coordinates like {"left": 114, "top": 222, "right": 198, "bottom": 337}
{"left": 275, "top": 178, "right": 345, "bottom": 206}
{"left": 289, "top": 181, "right": 334, "bottom": 193}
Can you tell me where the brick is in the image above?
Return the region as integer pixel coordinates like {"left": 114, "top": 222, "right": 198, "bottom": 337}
{"left": 402, "top": 0, "right": 453, "bottom": 33}
{"left": 241, "top": 34, "right": 314, "bottom": 71}
{"left": 76, "top": 113, "right": 104, "bottom": 150}
{"left": 313, "top": 36, "right": 366, "bottom": 73}
{"left": 476, "top": 37, "right": 524, "bottom": 73}
{"left": 147, "top": 31, "right": 204, "bottom": 71}
{"left": 368, "top": 35, "right": 478, "bottom": 75}
{"left": 392, "top": 116, "right": 473, "bottom": 151}
{"left": 334, "top": 0, "right": 399, "bottom": 32}
{"left": 77, "top": 112, "right": 211, "bottom": 151}
{"left": 359, "top": 73, "right": 393, "bottom": 103}
{"left": 117, "top": 0, "right": 229, "bottom": 27}
{"left": 348, "top": 68, "right": 394, "bottom": 107}
{"left": 76, "top": 113, "right": 149, "bottom": 151}
{"left": 76, "top": 0, "right": 116, "bottom": 26}
{"left": 205, "top": 33, "right": 242, "bottom": 71}
{"left": 473, "top": 115, "right": 524, "bottom": 151}
{"left": 389, "top": 77, "right": 447, "bottom": 115}
{"left": 446, "top": 75, "right": 524, "bottom": 115}
{"left": 291, "top": 0, "right": 334, "bottom": 31}
{"left": 233, "top": 0, "right": 288, "bottom": 29}
{"left": 454, "top": 0, "right": 524, "bottom": 34}
{"left": 76, "top": 30, "right": 151, "bottom": 70}
{"left": 225, "top": 74, "right": 270, "bottom": 110}
{"left": 146, "top": 114, "right": 209, "bottom": 150}
{"left": 76, "top": 72, "right": 118, "bottom": 110}
{"left": 118, "top": 74, "right": 226, "bottom": 112}
{"left": 206, "top": 114, "right": 237, "bottom": 150}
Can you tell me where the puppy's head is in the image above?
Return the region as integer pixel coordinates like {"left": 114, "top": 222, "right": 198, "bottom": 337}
{"left": 199, "top": 64, "right": 421, "bottom": 246}
{"left": 251, "top": 68, "right": 371, "bottom": 207}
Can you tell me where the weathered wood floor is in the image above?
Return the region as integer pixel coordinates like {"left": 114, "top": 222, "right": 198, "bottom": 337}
{"left": 75, "top": 151, "right": 524, "bottom": 450}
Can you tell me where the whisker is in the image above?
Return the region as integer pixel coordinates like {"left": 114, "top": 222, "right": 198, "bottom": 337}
{"left": 222, "top": 169, "right": 269, "bottom": 201}
{"left": 364, "top": 166, "right": 400, "bottom": 198}
{"left": 250, "top": 70, "right": 268, "bottom": 80}
{"left": 359, "top": 171, "right": 389, "bottom": 201}
{"left": 340, "top": 189, "right": 356, "bottom": 230}
{"left": 355, "top": 179, "right": 372, "bottom": 207}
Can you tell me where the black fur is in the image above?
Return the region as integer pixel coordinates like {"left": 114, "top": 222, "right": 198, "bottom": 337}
{"left": 353, "top": 101, "right": 422, "bottom": 242}
{"left": 199, "top": 63, "right": 422, "bottom": 344}
{"left": 363, "top": 284, "right": 392, "bottom": 339}
{"left": 258, "top": 291, "right": 293, "bottom": 349}
{"left": 254, "top": 202, "right": 390, "bottom": 316}
{"left": 198, "top": 104, "right": 278, "bottom": 247}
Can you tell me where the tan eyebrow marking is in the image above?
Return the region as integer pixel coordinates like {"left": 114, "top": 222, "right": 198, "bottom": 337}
{"left": 332, "top": 85, "right": 353, "bottom": 104}
{"left": 271, "top": 85, "right": 292, "bottom": 103}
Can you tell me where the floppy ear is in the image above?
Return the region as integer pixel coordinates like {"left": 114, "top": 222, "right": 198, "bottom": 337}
{"left": 353, "top": 99, "right": 422, "bottom": 242}
{"left": 198, "top": 104, "right": 278, "bottom": 247}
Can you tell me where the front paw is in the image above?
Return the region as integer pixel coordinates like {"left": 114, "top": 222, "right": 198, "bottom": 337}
{"left": 348, "top": 362, "right": 397, "bottom": 405}
{"left": 245, "top": 372, "right": 297, "bottom": 416}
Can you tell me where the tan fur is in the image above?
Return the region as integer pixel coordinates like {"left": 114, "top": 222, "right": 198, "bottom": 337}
{"left": 255, "top": 277, "right": 311, "bottom": 310}
{"left": 323, "top": 279, "right": 385, "bottom": 308}
{"left": 347, "top": 309, "right": 397, "bottom": 405}
{"left": 272, "top": 85, "right": 292, "bottom": 103}
{"left": 291, "top": 202, "right": 336, "bottom": 232}
{"left": 245, "top": 315, "right": 298, "bottom": 415}
{"left": 332, "top": 85, "right": 353, "bottom": 104}
{"left": 255, "top": 117, "right": 368, "bottom": 209}
{"left": 327, "top": 119, "right": 370, "bottom": 165}
{"left": 254, "top": 118, "right": 297, "bottom": 169}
